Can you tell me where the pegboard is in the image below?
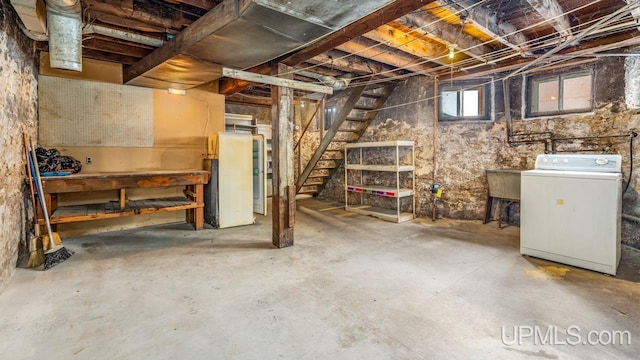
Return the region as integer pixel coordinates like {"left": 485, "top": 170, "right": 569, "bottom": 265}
{"left": 38, "top": 76, "right": 154, "bottom": 147}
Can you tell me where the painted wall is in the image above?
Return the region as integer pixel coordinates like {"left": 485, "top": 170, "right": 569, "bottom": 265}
{"left": 0, "top": 0, "right": 38, "bottom": 289}
{"left": 39, "top": 57, "right": 225, "bottom": 237}
{"left": 318, "top": 56, "right": 640, "bottom": 249}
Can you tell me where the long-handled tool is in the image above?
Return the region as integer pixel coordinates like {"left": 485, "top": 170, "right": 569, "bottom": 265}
{"left": 22, "top": 133, "right": 44, "bottom": 268}
{"left": 29, "top": 139, "right": 73, "bottom": 269}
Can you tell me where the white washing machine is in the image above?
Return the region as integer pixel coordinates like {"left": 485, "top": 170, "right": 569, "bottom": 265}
{"left": 520, "top": 154, "right": 622, "bottom": 275}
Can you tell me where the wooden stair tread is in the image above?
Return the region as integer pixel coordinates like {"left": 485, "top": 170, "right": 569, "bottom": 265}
{"left": 353, "top": 105, "right": 376, "bottom": 111}
{"left": 298, "top": 190, "right": 318, "bottom": 194}
{"left": 361, "top": 92, "right": 385, "bottom": 98}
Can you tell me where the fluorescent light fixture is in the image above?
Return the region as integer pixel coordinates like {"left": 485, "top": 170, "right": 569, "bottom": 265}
{"left": 168, "top": 87, "right": 186, "bottom": 95}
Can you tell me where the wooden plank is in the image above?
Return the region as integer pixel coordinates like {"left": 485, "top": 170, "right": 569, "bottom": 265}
{"left": 119, "top": 188, "right": 127, "bottom": 210}
{"left": 525, "top": 0, "right": 572, "bottom": 38}
{"left": 282, "top": 0, "right": 435, "bottom": 67}
{"left": 394, "top": 12, "right": 492, "bottom": 61}
{"left": 194, "top": 183, "right": 204, "bottom": 230}
{"left": 336, "top": 38, "right": 434, "bottom": 74}
{"left": 271, "top": 63, "right": 295, "bottom": 248}
{"left": 46, "top": 210, "right": 138, "bottom": 224}
{"left": 41, "top": 171, "right": 210, "bottom": 193}
{"left": 363, "top": 24, "right": 450, "bottom": 66}
{"left": 138, "top": 203, "right": 200, "bottom": 215}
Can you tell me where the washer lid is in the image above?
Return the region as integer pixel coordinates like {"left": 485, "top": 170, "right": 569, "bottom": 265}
{"left": 534, "top": 154, "right": 622, "bottom": 172}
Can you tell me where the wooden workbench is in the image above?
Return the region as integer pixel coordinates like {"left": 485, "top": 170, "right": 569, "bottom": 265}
{"left": 37, "top": 170, "right": 210, "bottom": 231}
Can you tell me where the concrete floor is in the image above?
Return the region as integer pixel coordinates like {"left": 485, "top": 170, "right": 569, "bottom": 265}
{"left": 1, "top": 198, "right": 639, "bottom": 359}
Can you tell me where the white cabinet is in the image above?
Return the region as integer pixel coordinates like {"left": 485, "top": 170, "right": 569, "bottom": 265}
{"left": 344, "top": 141, "right": 415, "bottom": 223}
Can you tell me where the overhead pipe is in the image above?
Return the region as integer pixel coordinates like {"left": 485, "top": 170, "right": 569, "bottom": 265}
{"left": 82, "top": 25, "right": 165, "bottom": 47}
{"left": 46, "top": 0, "right": 82, "bottom": 71}
{"left": 295, "top": 70, "right": 353, "bottom": 92}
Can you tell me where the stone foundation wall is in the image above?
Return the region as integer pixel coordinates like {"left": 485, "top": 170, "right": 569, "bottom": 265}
{"left": 319, "top": 57, "right": 640, "bottom": 249}
{"left": 0, "top": 0, "right": 38, "bottom": 290}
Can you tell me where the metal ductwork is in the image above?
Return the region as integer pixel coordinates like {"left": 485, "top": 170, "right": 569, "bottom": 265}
{"left": 295, "top": 70, "right": 352, "bottom": 91}
{"left": 46, "top": 0, "right": 82, "bottom": 71}
{"left": 11, "top": 0, "right": 165, "bottom": 70}
{"left": 124, "top": 0, "right": 394, "bottom": 90}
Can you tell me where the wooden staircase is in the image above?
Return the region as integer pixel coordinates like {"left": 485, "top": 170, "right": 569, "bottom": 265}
{"left": 296, "top": 82, "right": 397, "bottom": 196}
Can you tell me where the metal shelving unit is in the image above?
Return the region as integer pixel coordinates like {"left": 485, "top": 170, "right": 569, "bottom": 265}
{"left": 344, "top": 140, "right": 415, "bottom": 223}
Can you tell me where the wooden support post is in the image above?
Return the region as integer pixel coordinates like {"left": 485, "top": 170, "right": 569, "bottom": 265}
{"left": 194, "top": 184, "right": 204, "bottom": 230}
{"left": 186, "top": 184, "right": 195, "bottom": 225}
{"left": 119, "top": 188, "right": 127, "bottom": 210}
{"left": 271, "top": 62, "right": 295, "bottom": 248}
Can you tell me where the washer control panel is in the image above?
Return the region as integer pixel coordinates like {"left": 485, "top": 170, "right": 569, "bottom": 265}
{"left": 535, "top": 154, "right": 622, "bottom": 172}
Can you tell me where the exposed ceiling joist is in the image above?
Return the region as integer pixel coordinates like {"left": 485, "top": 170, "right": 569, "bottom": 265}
{"left": 362, "top": 24, "right": 451, "bottom": 66}
{"left": 308, "top": 50, "right": 403, "bottom": 77}
{"left": 84, "top": 0, "right": 194, "bottom": 30}
{"left": 83, "top": 37, "right": 153, "bottom": 58}
{"left": 86, "top": 10, "right": 170, "bottom": 34}
{"left": 626, "top": 0, "right": 640, "bottom": 30}
{"left": 176, "top": 0, "right": 218, "bottom": 11}
{"left": 435, "top": 0, "right": 530, "bottom": 54}
{"left": 336, "top": 37, "right": 435, "bottom": 74}
{"left": 525, "top": 0, "right": 572, "bottom": 38}
{"left": 281, "top": 0, "right": 435, "bottom": 67}
{"left": 225, "top": 94, "right": 271, "bottom": 107}
{"left": 447, "top": 31, "right": 640, "bottom": 80}
{"left": 394, "top": 11, "right": 492, "bottom": 62}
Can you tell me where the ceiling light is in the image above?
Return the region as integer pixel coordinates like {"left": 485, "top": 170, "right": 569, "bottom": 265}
{"left": 448, "top": 44, "right": 456, "bottom": 59}
{"left": 168, "top": 87, "right": 186, "bottom": 95}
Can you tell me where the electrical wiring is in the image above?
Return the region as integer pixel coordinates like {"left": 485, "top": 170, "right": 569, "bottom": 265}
{"left": 286, "top": 0, "right": 609, "bottom": 81}
{"left": 344, "top": 1, "right": 635, "bottom": 85}
{"left": 245, "top": 0, "right": 640, "bottom": 110}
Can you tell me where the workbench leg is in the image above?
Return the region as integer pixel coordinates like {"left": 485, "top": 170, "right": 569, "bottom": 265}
{"left": 186, "top": 185, "right": 195, "bottom": 225}
{"left": 194, "top": 184, "right": 204, "bottom": 230}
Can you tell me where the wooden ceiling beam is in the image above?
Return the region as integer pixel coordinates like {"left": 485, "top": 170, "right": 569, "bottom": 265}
{"left": 83, "top": 38, "right": 153, "bottom": 58}
{"left": 336, "top": 37, "right": 435, "bottom": 74}
{"left": 308, "top": 50, "right": 404, "bottom": 77}
{"left": 281, "top": 0, "right": 435, "bottom": 67}
{"left": 83, "top": 49, "right": 141, "bottom": 65}
{"left": 394, "top": 10, "right": 493, "bottom": 62}
{"left": 83, "top": 0, "right": 194, "bottom": 31}
{"left": 525, "top": 0, "right": 572, "bottom": 38}
{"left": 362, "top": 24, "right": 451, "bottom": 66}
{"left": 225, "top": 94, "right": 271, "bottom": 107}
{"left": 175, "top": 0, "right": 219, "bottom": 11}
{"left": 86, "top": 10, "right": 170, "bottom": 34}
{"left": 219, "top": 1, "right": 436, "bottom": 95}
{"left": 444, "top": 31, "right": 640, "bottom": 79}
{"left": 434, "top": 0, "right": 530, "bottom": 54}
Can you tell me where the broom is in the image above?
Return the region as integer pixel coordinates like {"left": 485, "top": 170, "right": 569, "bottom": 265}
{"left": 23, "top": 133, "right": 44, "bottom": 268}
{"left": 29, "top": 139, "right": 73, "bottom": 269}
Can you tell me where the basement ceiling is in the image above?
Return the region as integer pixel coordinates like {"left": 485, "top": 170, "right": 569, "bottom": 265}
{"left": 18, "top": 0, "right": 640, "bottom": 104}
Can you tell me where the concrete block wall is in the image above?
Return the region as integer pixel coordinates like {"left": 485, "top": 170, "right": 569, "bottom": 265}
{"left": 0, "top": 0, "right": 38, "bottom": 290}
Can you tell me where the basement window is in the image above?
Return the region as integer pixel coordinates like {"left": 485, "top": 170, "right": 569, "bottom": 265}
{"left": 526, "top": 70, "right": 594, "bottom": 117}
{"left": 438, "top": 80, "right": 492, "bottom": 121}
